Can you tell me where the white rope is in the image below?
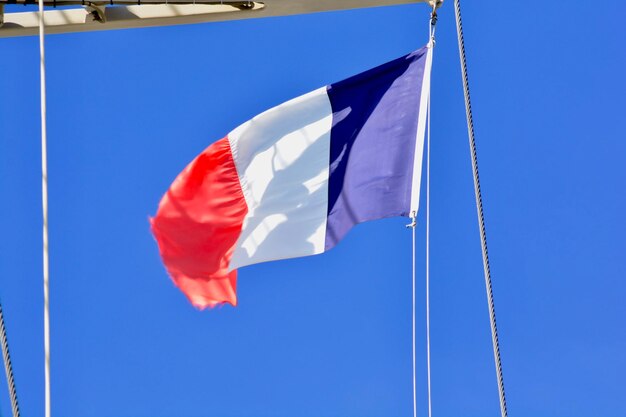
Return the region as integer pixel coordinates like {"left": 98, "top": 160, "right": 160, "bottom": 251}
{"left": 408, "top": 8, "right": 437, "bottom": 417}
{"left": 453, "top": 1, "right": 508, "bottom": 416}
{"left": 425, "top": 7, "right": 437, "bottom": 417}
{"left": 37, "top": 0, "right": 51, "bottom": 416}
{"left": 411, "top": 218, "right": 416, "bottom": 417}
{"left": 425, "top": 56, "right": 433, "bottom": 417}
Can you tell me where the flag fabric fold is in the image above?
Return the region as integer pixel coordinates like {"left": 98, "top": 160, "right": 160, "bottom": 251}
{"left": 151, "top": 44, "right": 433, "bottom": 308}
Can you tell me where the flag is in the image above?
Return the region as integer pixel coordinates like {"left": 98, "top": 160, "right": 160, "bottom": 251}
{"left": 151, "top": 44, "right": 433, "bottom": 308}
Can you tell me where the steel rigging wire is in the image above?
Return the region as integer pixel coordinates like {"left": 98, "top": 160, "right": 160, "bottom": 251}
{"left": 453, "top": 0, "right": 509, "bottom": 416}
{"left": 0, "top": 302, "right": 20, "bottom": 417}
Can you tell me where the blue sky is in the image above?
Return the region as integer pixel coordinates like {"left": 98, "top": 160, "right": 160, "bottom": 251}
{"left": 1, "top": 1, "right": 625, "bottom": 416}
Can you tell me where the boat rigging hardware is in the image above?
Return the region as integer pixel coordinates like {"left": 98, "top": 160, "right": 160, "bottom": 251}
{"left": 430, "top": 1, "right": 440, "bottom": 26}
{"left": 0, "top": 0, "right": 258, "bottom": 6}
{"left": 86, "top": 2, "right": 105, "bottom": 22}
{"left": 0, "top": 0, "right": 434, "bottom": 38}
{"left": 0, "top": 1, "right": 265, "bottom": 37}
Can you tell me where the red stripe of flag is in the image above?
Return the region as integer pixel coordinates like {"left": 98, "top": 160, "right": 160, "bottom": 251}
{"left": 151, "top": 137, "right": 248, "bottom": 308}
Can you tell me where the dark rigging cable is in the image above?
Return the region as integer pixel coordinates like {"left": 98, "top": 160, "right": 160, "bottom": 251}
{"left": 453, "top": 1, "right": 509, "bottom": 416}
{"left": 0, "top": 303, "right": 20, "bottom": 417}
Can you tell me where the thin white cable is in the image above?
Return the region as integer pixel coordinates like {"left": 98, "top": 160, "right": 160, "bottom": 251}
{"left": 426, "top": 8, "right": 436, "bottom": 417}
{"left": 411, "top": 10, "right": 437, "bottom": 417}
{"left": 425, "top": 72, "right": 432, "bottom": 417}
{"left": 411, "top": 218, "right": 416, "bottom": 417}
{"left": 37, "top": 0, "right": 51, "bottom": 416}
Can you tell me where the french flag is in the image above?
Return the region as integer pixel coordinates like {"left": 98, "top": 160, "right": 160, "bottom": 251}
{"left": 151, "top": 44, "right": 433, "bottom": 308}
